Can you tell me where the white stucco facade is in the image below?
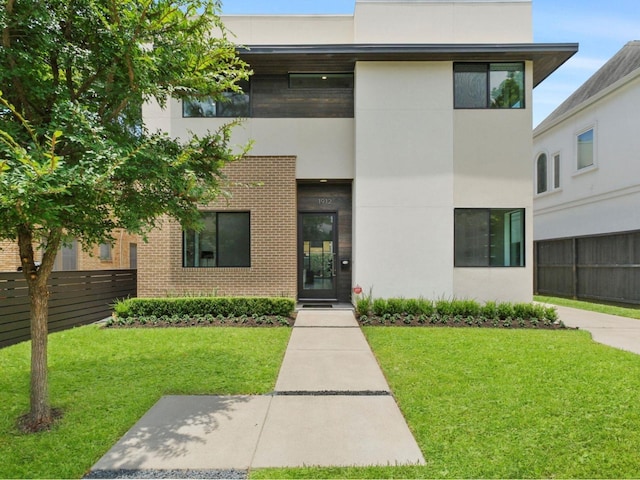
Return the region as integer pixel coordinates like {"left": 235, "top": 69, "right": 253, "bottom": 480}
{"left": 143, "top": 0, "right": 575, "bottom": 303}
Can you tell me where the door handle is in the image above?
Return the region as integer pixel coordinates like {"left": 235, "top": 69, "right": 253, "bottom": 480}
{"left": 332, "top": 253, "right": 337, "bottom": 277}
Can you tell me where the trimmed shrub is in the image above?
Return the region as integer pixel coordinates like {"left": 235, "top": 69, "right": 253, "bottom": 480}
{"left": 113, "top": 296, "right": 295, "bottom": 319}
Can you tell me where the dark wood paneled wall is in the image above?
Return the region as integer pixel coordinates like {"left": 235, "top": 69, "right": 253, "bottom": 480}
{"left": 251, "top": 75, "right": 354, "bottom": 118}
{"left": 298, "top": 183, "right": 353, "bottom": 303}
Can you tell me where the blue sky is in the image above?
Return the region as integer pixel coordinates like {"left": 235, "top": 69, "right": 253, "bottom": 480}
{"left": 220, "top": 0, "right": 639, "bottom": 126}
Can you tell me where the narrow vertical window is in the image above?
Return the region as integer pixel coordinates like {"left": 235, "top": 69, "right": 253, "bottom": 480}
{"left": 536, "top": 153, "right": 548, "bottom": 194}
{"left": 553, "top": 153, "right": 561, "bottom": 189}
{"left": 577, "top": 128, "right": 594, "bottom": 169}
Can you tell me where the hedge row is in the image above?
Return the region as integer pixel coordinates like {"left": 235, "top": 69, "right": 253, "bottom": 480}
{"left": 356, "top": 297, "right": 558, "bottom": 321}
{"left": 113, "top": 297, "right": 296, "bottom": 319}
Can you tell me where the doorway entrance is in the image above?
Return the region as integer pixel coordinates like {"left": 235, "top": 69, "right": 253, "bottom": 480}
{"left": 300, "top": 212, "right": 338, "bottom": 300}
{"left": 297, "top": 182, "right": 352, "bottom": 303}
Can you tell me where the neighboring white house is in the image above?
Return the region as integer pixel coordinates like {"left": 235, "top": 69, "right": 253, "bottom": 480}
{"left": 533, "top": 41, "right": 640, "bottom": 303}
{"left": 140, "top": 0, "right": 576, "bottom": 304}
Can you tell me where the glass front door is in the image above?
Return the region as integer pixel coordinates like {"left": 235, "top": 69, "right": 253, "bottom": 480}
{"left": 299, "top": 213, "right": 337, "bottom": 300}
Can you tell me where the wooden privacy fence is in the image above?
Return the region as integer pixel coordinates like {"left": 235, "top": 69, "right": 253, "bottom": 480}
{"left": 0, "top": 269, "right": 136, "bottom": 348}
{"left": 535, "top": 230, "right": 640, "bottom": 305}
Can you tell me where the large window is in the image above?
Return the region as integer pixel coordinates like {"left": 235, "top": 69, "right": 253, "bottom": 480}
{"left": 536, "top": 153, "right": 548, "bottom": 194}
{"left": 183, "top": 212, "right": 251, "bottom": 267}
{"left": 454, "top": 208, "right": 525, "bottom": 267}
{"left": 577, "top": 128, "right": 594, "bottom": 170}
{"left": 183, "top": 82, "right": 250, "bottom": 118}
{"left": 454, "top": 63, "right": 524, "bottom": 109}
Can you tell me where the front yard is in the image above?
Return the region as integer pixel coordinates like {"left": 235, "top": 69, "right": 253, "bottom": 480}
{"left": 257, "top": 328, "right": 640, "bottom": 479}
{"left": 0, "top": 326, "right": 291, "bottom": 479}
{"left": 2, "top": 321, "right": 640, "bottom": 478}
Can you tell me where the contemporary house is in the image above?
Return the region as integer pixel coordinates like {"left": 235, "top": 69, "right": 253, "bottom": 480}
{"left": 139, "top": 0, "right": 577, "bottom": 304}
{"left": 534, "top": 41, "right": 640, "bottom": 304}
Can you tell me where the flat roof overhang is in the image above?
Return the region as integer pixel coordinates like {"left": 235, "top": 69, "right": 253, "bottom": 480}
{"left": 237, "top": 43, "right": 579, "bottom": 87}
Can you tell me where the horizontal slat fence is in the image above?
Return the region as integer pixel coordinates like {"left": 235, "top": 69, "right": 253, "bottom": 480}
{"left": 535, "top": 230, "right": 640, "bottom": 305}
{"left": 0, "top": 269, "right": 136, "bottom": 348}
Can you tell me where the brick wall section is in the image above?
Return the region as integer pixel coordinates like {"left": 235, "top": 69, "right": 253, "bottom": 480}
{"left": 0, "top": 242, "right": 19, "bottom": 271}
{"left": 137, "top": 156, "right": 298, "bottom": 298}
{"left": 0, "top": 231, "right": 139, "bottom": 272}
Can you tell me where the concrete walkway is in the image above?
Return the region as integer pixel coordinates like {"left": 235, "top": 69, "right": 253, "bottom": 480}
{"left": 551, "top": 304, "right": 640, "bottom": 355}
{"left": 91, "top": 310, "right": 425, "bottom": 473}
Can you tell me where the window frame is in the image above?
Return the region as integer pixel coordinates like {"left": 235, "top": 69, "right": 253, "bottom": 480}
{"left": 454, "top": 208, "right": 525, "bottom": 268}
{"left": 182, "top": 81, "right": 251, "bottom": 118}
{"left": 99, "top": 243, "right": 112, "bottom": 261}
{"left": 535, "top": 152, "right": 548, "bottom": 194}
{"left": 182, "top": 211, "right": 251, "bottom": 268}
{"left": 453, "top": 62, "right": 525, "bottom": 110}
{"left": 575, "top": 125, "right": 596, "bottom": 172}
{"left": 552, "top": 152, "right": 561, "bottom": 190}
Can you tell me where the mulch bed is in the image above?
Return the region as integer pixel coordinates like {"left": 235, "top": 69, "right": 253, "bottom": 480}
{"left": 102, "top": 315, "right": 295, "bottom": 328}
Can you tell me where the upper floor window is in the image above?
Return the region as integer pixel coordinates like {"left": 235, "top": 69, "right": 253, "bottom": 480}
{"left": 577, "top": 128, "right": 595, "bottom": 170}
{"left": 454, "top": 62, "right": 525, "bottom": 109}
{"left": 454, "top": 208, "right": 525, "bottom": 267}
{"left": 553, "top": 153, "right": 561, "bottom": 189}
{"left": 183, "top": 212, "right": 251, "bottom": 268}
{"left": 536, "top": 153, "right": 548, "bottom": 194}
{"left": 289, "top": 73, "right": 354, "bottom": 89}
{"left": 183, "top": 82, "right": 250, "bottom": 118}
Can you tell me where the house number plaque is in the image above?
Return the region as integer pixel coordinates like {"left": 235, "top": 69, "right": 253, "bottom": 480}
{"left": 318, "top": 198, "right": 333, "bottom": 205}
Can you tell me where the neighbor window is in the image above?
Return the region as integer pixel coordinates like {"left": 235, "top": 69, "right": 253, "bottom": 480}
{"left": 183, "top": 82, "right": 250, "bottom": 118}
{"left": 536, "top": 153, "right": 548, "bottom": 194}
{"left": 454, "top": 62, "right": 525, "bottom": 109}
{"left": 577, "top": 128, "right": 594, "bottom": 169}
{"left": 454, "top": 208, "right": 525, "bottom": 267}
{"left": 289, "top": 73, "right": 354, "bottom": 89}
{"left": 553, "top": 153, "right": 561, "bottom": 189}
{"left": 99, "top": 243, "right": 112, "bottom": 261}
{"left": 53, "top": 240, "right": 78, "bottom": 271}
{"left": 183, "top": 212, "right": 251, "bottom": 267}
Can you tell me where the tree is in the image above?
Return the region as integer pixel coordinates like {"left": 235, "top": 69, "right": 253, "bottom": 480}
{"left": 0, "top": 0, "right": 250, "bottom": 431}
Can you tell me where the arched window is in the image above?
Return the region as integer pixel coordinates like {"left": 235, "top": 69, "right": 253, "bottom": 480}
{"left": 536, "top": 153, "right": 548, "bottom": 194}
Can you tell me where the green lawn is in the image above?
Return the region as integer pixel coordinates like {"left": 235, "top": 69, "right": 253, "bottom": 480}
{"left": 255, "top": 328, "right": 640, "bottom": 479}
{"left": 535, "top": 295, "right": 640, "bottom": 320}
{"left": 0, "top": 325, "right": 291, "bottom": 479}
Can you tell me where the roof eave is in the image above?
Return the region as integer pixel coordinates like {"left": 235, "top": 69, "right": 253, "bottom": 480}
{"left": 237, "top": 43, "right": 579, "bottom": 87}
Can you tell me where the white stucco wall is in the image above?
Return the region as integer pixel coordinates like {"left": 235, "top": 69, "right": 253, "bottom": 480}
{"left": 167, "top": 104, "right": 355, "bottom": 179}
{"left": 353, "top": 62, "right": 455, "bottom": 299}
{"left": 451, "top": 63, "right": 534, "bottom": 302}
{"left": 220, "top": 15, "right": 354, "bottom": 45}
{"left": 354, "top": 0, "right": 532, "bottom": 43}
{"left": 533, "top": 73, "right": 640, "bottom": 240}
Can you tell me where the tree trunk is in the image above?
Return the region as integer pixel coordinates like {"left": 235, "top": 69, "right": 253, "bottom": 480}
{"left": 29, "top": 281, "right": 51, "bottom": 426}
{"left": 18, "top": 226, "right": 61, "bottom": 430}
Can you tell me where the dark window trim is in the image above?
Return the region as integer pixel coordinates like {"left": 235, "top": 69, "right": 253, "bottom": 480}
{"left": 453, "top": 207, "right": 526, "bottom": 268}
{"left": 453, "top": 61, "right": 525, "bottom": 110}
{"left": 182, "top": 211, "right": 251, "bottom": 268}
